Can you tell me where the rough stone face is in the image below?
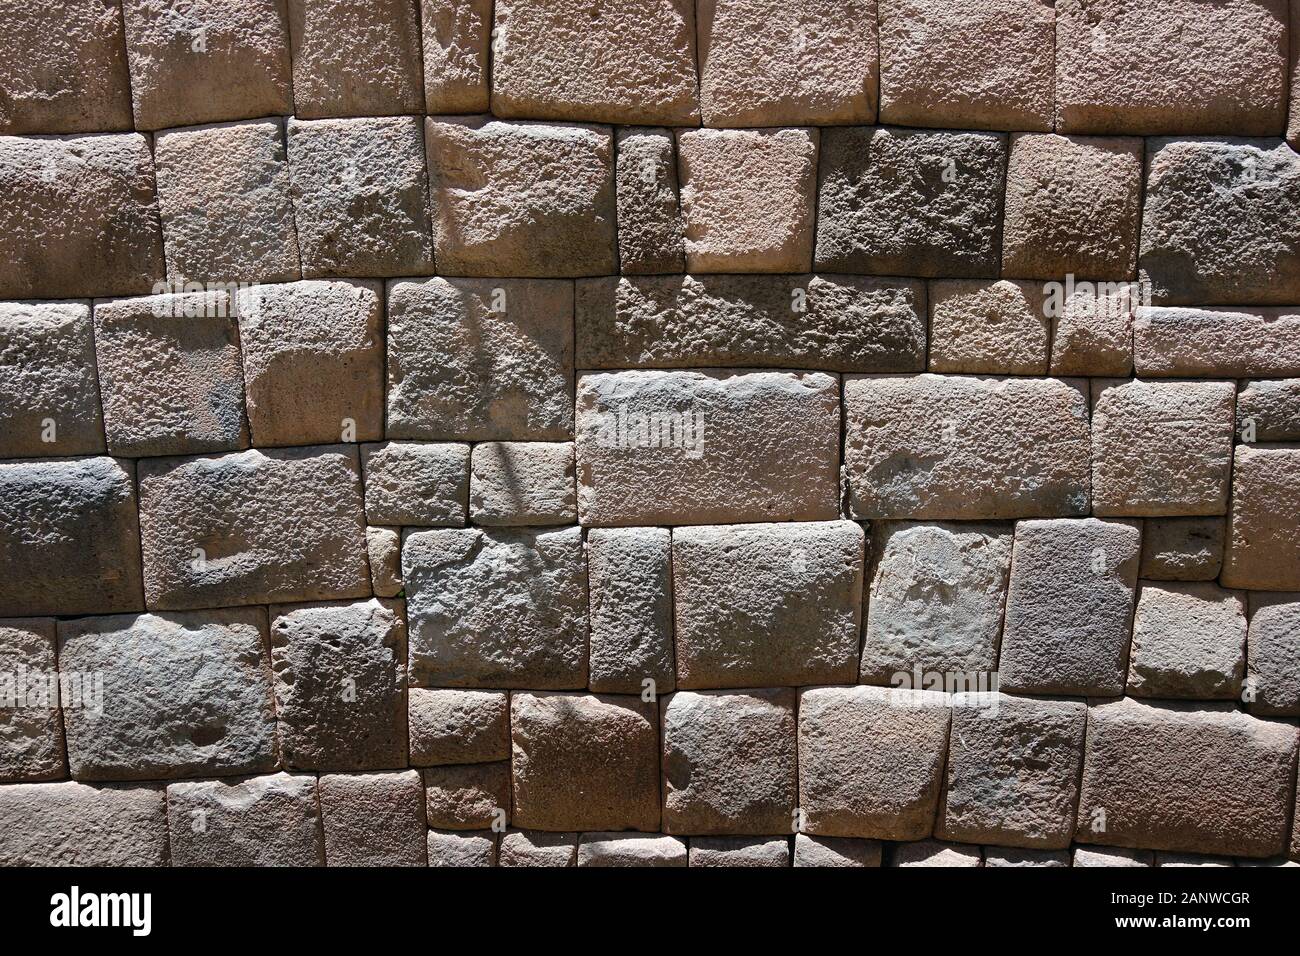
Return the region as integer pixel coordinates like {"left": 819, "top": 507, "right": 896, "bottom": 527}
{"left": 0, "top": 301, "right": 105, "bottom": 457}
{"left": 1073, "top": 846, "right": 1153, "bottom": 867}
{"left": 366, "top": 527, "right": 402, "bottom": 598}
{"left": 423, "top": 761, "right": 510, "bottom": 830}
{"left": 421, "top": 0, "right": 490, "bottom": 113}
{"left": 0, "top": 618, "right": 65, "bottom": 783}
{"left": 1055, "top": 0, "right": 1289, "bottom": 135}
{"left": 984, "top": 848, "right": 1070, "bottom": 868}
{"left": 860, "top": 522, "right": 1011, "bottom": 684}
{"left": 1002, "top": 133, "right": 1144, "bottom": 281}
{"left": 1078, "top": 698, "right": 1299, "bottom": 857}
{"left": 403, "top": 526, "right": 587, "bottom": 688}
{"left": 470, "top": 442, "right": 575, "bottom": 526}
{"left": 511, "top": 692, "right": 660, "bottom": 832}
{"left": 844, "top": 375, "right": 1091, "bottom": 520}
{"left": 386, "top": 277, "right": 574, "bottom": 441}
{"left": 58, "top": 608, "right": 277, "bottom": 781}
{"left": 137, "top": 446, "right": 369, "bottom": 610}
{"left": 1155, "top": 852, "right": 1235, "bottom": 868}
{"left": 878, "top": 0, "right": 1053, "bottom": 131}
{"left": 428, "top": 829, "right": 496, "bottom": 867}
{"left": 0, "top": 457, "right": 143, "bottom": 617}
{"left": 1092, "top": 379, "right": 1235, "bottom": 517}
{"left": 676, "top": 128, "right": 819, "bottom": 274}
{"left": 1127, "top": 583, "right": 1246, "bottom": 700}
{"left": 998, "top": 518, "right": 1141, "bottom": 697}
{"left": 928, "top": 280, "right": 1049, "bottom": 375}
{"left": 816, "top": 126, "right": 1007, "bottom": 278}
{"left": 673, "top": 521, "right": 863, "bottom": 689}
{"left": 0, "top": 782, "right": 167, "bottom": 866}
{"left": 1140, "top": 517, "right": 1225, "bottom": 581}
{"left": 270, "top": 599, "right": 407, "bottom": 771}
{"left": 615, "top": 128, "right": 686, "bottom": 275}
{"left": 1221, "top": 445, "right": 1300, "bottom": 591}
{"left": 688, "top": 836, "right": 789, "bottom": 868}
{"left": 286, "top": 116, "right": 434, "bottom": 278}
{"left": 362, "top": 442, "right": 469, "bottom": 527}
{"left": 576, "top": 370, "right": 840, "bottom": 526}
{"left": 1292, "top": 0, "right": 1300, "bottom": 150}
{"left": 1247, "top": 593, "right": 1300, "bottom": 716}
{"left": 792, "top": 834, "right": 883, "bottom": 868}
{"left": 661, "top": 688, "right": 796, "bottom": 836}
{"left": 1238, "top": 379, "right": 1300, "bottom": 442}
{"left": 408, "top": 688, "right": 509, "bottom": 766}
{"left": 891, "top": 841, "right": 982, "bottom": 867}
{"left": 498, "top": 829, "right": 577, "bottom": 867}
{"left": 587, "top": 527, "right": 675, "bottom": 696}
{"left": 1139, "top": 138, "right": 1300, "bottom": 305}
{"left": 577, "top": 833, "right": 687, "bottom": 867}
{"left": 167, "top": 773, "right": 322, "bottom": 866}
{"left": 121, "top": 0, "right": 294, "bottom": 130}
{"left": 1134, "top": 307, "right": 1300, "bottom": 378}
{"left": 426, "top": 117, "right": 615, "bottom": 277}
{"left": 1048, "top": 282, "right": 1136, "bottom": 377}
{"left": 319, "top": 771, "right": 427, "bottom": 866}
{"left": 0, "top": 133, "right": 165, "bottom": 299}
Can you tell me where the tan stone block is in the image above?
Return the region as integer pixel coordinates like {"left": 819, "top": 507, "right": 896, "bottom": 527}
{"left": 421, "top": 0, "right": 490, "bottom": 113}
{"left": 408, "top": 688, "right": 509, "bottom": 766}
{"left": 927, "top": 279, "right": 1049, "bottom": 375}
{"left": 428, "top": 829, "right": 496, "bottom": 867}
{"left": 0, "top": 618, "right": 65, "bottom": 783}
{"left": 1221, "top": 444, "right": 1300, "bottom": 591}
{"left": 0, "top": 781, "right": 167, "bottom": 866}
{"left": 366, "top": 527, "right": 402, "bottom": 598}
{"left": 615, "top": 128, "right": 686, "bottom": 275}
{"left": 1128, "top": 583, "right": 1246, "bottom": 700}
{"left": 1134, "top": 306, "right": 1300, "bottom": 378}
{"left": 470, "top": 442, "right": 575, "bottom": 526}
{"left": 362, "top": 442, "right": 469, "bottom": 527}
{"left": 423, "top": 761, "right": 509, "bottom": 830}
{"left": 167, "top": 773, "right": 322, "bottom": 866}
{"left": 890, "top": 840, "right": 981, "bottom": 867}
{"left": 1139, "top": 517, "right": 1224, "bottom": 582}
{"left": 792, "top": 834, "right": 882, "bottom": 867}
{"left": 577, "top": 833, "right": 687, "bottom": 867}
{"left": 1048, "top": 281, "right": 1135, "bottom": 377}
{"left": 1238, "top": 379, "right": 1300, "bottom": 442}
{"left": 498, "top": 829, "right": 576, "bottom": 867}
{"left": 320, "top": 771, "right": 426, "bottom": 866}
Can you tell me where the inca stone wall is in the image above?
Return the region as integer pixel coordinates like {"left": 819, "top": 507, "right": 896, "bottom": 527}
{"left": 1, "top": 0, "right": 1299, "bottom": 869}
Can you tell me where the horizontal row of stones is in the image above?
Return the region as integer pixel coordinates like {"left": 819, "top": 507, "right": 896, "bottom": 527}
{"left": 5, "top": 0, "right": 1299, "bottom": 140}
{"left": 3, "top": 121, "right": 1300, "bottom": 302}
{"left": 2, "top": 690, "right": 1298, "bottom": 863}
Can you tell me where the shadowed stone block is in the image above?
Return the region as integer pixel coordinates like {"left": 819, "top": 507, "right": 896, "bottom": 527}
{"left": 320, "top": 771, "right": 426, "bottom": 866}
{"left": 577, "top": 833, "right": 687, "bottom": 867}
{"left": 1247, "top": 593, "right": 1300, "bottom": 716}
{"left": 423, "top": 761, "right": 509, "bottom": 830}
{"left": 362, "top": 442, "right": 468, "bottom": 527}
{"left": 408, "top": 688, "right": 508, "bottom": 766}
{"left": 689, "top": 836, "right": 789, "bottom": 868}
{"left": 0, "top": 782, "right": 166, "bottom": 866}
{"left": 1238, "top": 379, "right": 1300, "bottom": 442}
{"left": 421, "top": 0, "right": 490, "bottom": 113}
{"left": 587, "top": 527, "right": 674, "bottom": 696}
{"left": 167, "top": 773, "right": 322, "bottom": 866}
{"left": 1221, "top": 445, "right": 1300, "bottom": 591}
{"left": 367, "top": 527, "right": 402, "bottom": 599}
{"left": 1128, "top": 582, "right": 1246, "bottom": 700}
{"left": 985, "top": 848, "right": 1070, "bottom": 867}
{"left": 1139, "top": 517, "right": 1224, "bottom": 581}
{"left": 891, "top": 840, "right": 981, "bottom": 867}
{"left": 0, "top": 618, "right": 65, "bottom": 783}
{"left": 470, "top": 442, "right": 575, "bottom": 526}
{"left": 1074, "top": 846, "right": 1152, "bottom": 867}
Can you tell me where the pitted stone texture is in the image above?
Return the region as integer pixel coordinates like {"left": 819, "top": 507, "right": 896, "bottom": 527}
{"left": 878, "top": 0, "right": 1053, "bottom": 131}
{"left": 1091, "top": 379, "right": 1235, "bottom": 517}
{"left": 58, "top": 608, "right": 277, "bottom": 781}
{"left": 860, "top": 522, "right": 1011, "bottom": 684}
{"left": 137, "top": 446, "right": 369, "bottom": 610}
{"left": 0, "top": 618, "right": 65, "bottom": 783}
{"left": 1139, "top": 139, "right": 1300, "bottom": 305}
{"left": 403, "top": 526, "right": 587, "bottom": 689}
{"left": 1292, "top": 0, "right": 1300, "bottom": 149}
{"left": 587, "top": 527, "right": 674, "bottom": 696}
{"left": 1222, "top": 445, "right": 1300, "bottom": 591}
{"left": 408, "top": 688, "right": 509, "bottom": 766}
{"left": 928, "top": 280, "right": 1049, "bottom": 376}
{"left": 1078, "top": 698, "right": 1299, "bottom": 857}
{"left": 798, "top": 685, "right": 950, "bottom": 842}
{"left": 1055, "top": 0, "right": 1289, "bottom": 135}
{"left": 1134, "top": 307, "right": 1300, "bottom": 378}
{"left": 576, "top": 370, "right": 840, "bottom": 526}
{"left": 1048, "top": 282, "right": 1136, "bottom": 377}
{"left": 689, "top": 836, "right": 789, "bottom": 868}
{"left": 122, "top": 0, "right": 293, "bottom": 130}
{"left": 615, "top": 128, "right": 686, "bottom": 275}
{"left": 697, "top": 0, "right": 877, "bottom": 127}
{"left": 891, "top": 841, "right": 982, "bottom": 867}
{"left": 1128, "top": 583, "right": 1246, "bottom": 701}
{"left": 0, "top": 782, "right": 166, "bottom": 866}
{"left": 270, "top": 599, "right": 407, "bottom": 771}
{"left": 577, "top": 275, "right": 926, "bottom": 373}
{"left": 421, "top": 0, "right": 489, "bottom": 113}
{"left": 816, "top": 127, "right": 1006, "bottom": 279}
{"left": 984, "top": 848, "right": 1070, "bottom": 868}
{"left": 167, "top": 773, "right": 322, "bottom": 866}
{"left": 287, "top": 0, "right": 423, "bottom": 118}
{"left": 1073, "top": 846, "right": 1153, "bottom": 867}
{"left": 676, "top": 128, "right": 818, "bottom": 274}
{"left": 673, "top": 521, "right": 863, "bottom": 689}
{"left": 367, "top": 527, "right": 402, "bottom": 598}
{"left": 426, "top": 117, "right": 615, "bottom": 277}
{"left": 578, "top": 833, "right": 687, "bottom": 868}
{"left": 1239, "top": 380, "right": 1300, "bottom": 442}
{"left": 0, "top": 301, "right": 105, "bottom": 457}
{"left": 154, "top": 120, "right": 299, "bottom": 284}
{"left": 428, "top": 829, "right": 496, "bottom": 867}
{"left": 0, "top": 133, "right": 165, "bottom": 299}
{"left": 793, "top": 834, "right": 883, "bottom": 868}
{"left": 470, "top": 442, "right": 575, "bottom": 526}
{"left": 844, "top": 375, "right": 1091, "bottom": 520}
{"left": 498, "top": 829, "right": 577, "bottom": 867}
{"left": 94, "top": 293, "right": 249, "bottom": 458}
{"left": 1002, "top": 134, "right": 1143, "bottom": 281}
{"left": 424, "top": 761, "right": 510, "bottom": 830}
{"left": 387, "top": 277, "right": 573, "bottom": 442}
{"left": 236, "top": 280, "right": 382, "bottom": 447}
{"left": 0, "top": 457, "right": 143, "bottom": 617}
{"left": 319, "top": 771, "right": 426, "bottom": 866}
{"left": 287, "top": 116, "right": 434, "bottom": 278}
{"left": 362, "top": 442, "right": 469, "bottom": 527}
{"left": 1139, "top": 517, "right": 1225, "bottom": 581}
{"left": 998, "top": 518, "right": 1141, "bottom": 697}
{"left": 661, "top": 688, "right": 796, "bottom": 836}
{"left": 1248, "top": 593, "right": 1300, "bottom": 716}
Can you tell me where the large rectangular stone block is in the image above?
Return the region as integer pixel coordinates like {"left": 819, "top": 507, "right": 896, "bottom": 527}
{"left": 1222, "top": 444, "right": 1300, "bottom": 591}
{"left": 587, "top": 527, "right": 675, "bottom": 696}
{"left": 0, "top": 618, "right": 65, "bottom": 783}
{"left": 1133, "top": 307, "right": 1300, "bottom": 378}
{"left": 0, "top": 781, "right": 167, "bottom": 866}
{"left": 167, "top": 773, "right": 323, "bottom": 866}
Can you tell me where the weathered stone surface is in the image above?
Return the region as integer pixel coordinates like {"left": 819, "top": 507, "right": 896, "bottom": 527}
{"left": 319, "top": 771, "right": 426, "bottom": 866}
{"left": 167, "top": 773, "right": 322, "bottom": 866}
{"left": 0, "top": 301, "right": 105, "bottom": 457}
{"left": 0, "top": 618, "right": 65, "bottom": 783}
{"left": 287, "top": 0, "right": 423, "bottom": 118}
{"left": 878, "top": 0, "right": 1053, "bottom": 131}
{"left": 587, "top": 527, "right": 674, "bottom": 696}
{"left": 0, "top": 782, "right": 166, "bottom": 866}
{"left": 362, "top": 442, "right": 468, "bottom": 527}
{"left": 58, "top": 608, "right": 277, "bottom": 781}
{"left": 1221, "top": 445, "right": 1300, "bottom": 591}
{"left": 0, "top": 457, "right": 143, "bottom": 617}
{"left": 270, "top": 599, "right": 407, "bottom": 771}
{"left": 673, "top": 521, "right": 863, "bottom": 689}
{"left": 928, "top": 280, "right": 1048, "bottom": 375}
{"left": 403, "top": 526, "right": 587, "bottom": 688}
{"left": 0, "top": 133, "right": 165, "bottom": 299}
{"left": 792, "top": 834, "right": 882, "bottom": 868}
{"left": 1134, "top": 307, "right": 1300, "bottom": 378}
{"left": 816, "top": 127, "right": 1006, "bottom": 278}
{"left": 661, "top": 688, "right": 796, "bottom": 836}
{"left": 676, "top": 128, "right": 818, "bottom": 274}
{"left": 1239, "top": 379, "right": 1300, "bottom": 442}
{"left": 408, "top": 688, "right": 509, "bottom": 766}
{"left": 94, "top": 293, "right": 249, "bottom": 458}
{"left": 577, "top": 833, "right": 687, "bottom": 867}
{"left": 1292, "top": 0, "right": 1300, "bottom": 150}
{"left": 1079, "top": 698, "right": 1299, "bottom": 857}
{"left": 984, "top": 848, "right": 1070, "bottom": 867}
{"left": 1091, "top": 379, "right": 1235, "bottom": 517}
{"left": 287, "top": 116, "right": 434, "bottom": 278}
{"left": 1247, "top": 593, "right": 1300, "bottom": 717}
{"left": 798, "top": 686, "right": 950, "bottom": 841}
{"left": 615, "top": 128, "right": 685, "bottom": 274}
{"left": 998, "top": 518, "right": 1141, "bottom": 697}
{"left": 1073, "top": 846, "right": 1153, "bottom": 867}
{"left": 1156, "top": 852, "right": 1235, "bottom": 868}
{"left": 696, "top": 0, "right": 877, "bottom": 127}
{"left": 426, "top": 117, "right": 615, "bottom": 277}
{"left": 576, "top": 370, "right": 840, "bottom": 526}
{"left": 1128, "top": 583, "right": 1246, "bottom": 700}
{"left": 428, "top": 829, "right": 496, "bottom": 867}
{"left": 1048, "top": 282, "right": 1136, "bottom": 377}
{"left": 421, "top": 0, "right": 489, "bottom": 113}
{"left": 891, "top": 840, "right": 981, "bottom": 867}
{"left": 1139, "top": 139, "right": 1300, "bottom": 305}
{"left": 122, "top": 0, "right": 293, "bottom": 130}
{"left": 470, "top": 442, "right": 575, "bottom": 526}
{"left": 387, "top": 277, "right": 573, "bottom": 441}
{"left": 498, "top": 829, "right": 576, "bottom": 867}
{"left": 1140, "top": 517, "right": 1225, "bottom": 581}
{"left": 1002, "top": 133, "right": 1143, "bottom": 281}
{"left": 689, "top": 836, "right": 790, "bottom": 868}
{"left": 844, "top": 375, "right": 1091, "bottom": 520}
{"left": 367, "top": 527, "right": 402, "bottom": 599}
{"left": 423, "top": 761, "right": 509, "bottom": 830}
{"left": 859, "top": 522, "right": 1011, "bottom": 683}
{"left": 1055, "top": 0, "right": 1289, "bottom": 134}
{"left": 577, "top": 274, "right": 926, "bottom": 373}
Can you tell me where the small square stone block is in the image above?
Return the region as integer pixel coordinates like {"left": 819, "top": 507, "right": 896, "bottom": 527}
{"left": 470, "top": 442, "right": 576, "bottom": 526}
{"left": 362, "top": 442, "right": 469, "bottom": 527}
{"left": 424, "top": 762, "right": 510, "bottom": 830}
{"left": 1127, "top": 582, "right": 1247, "bottom": 700}
{"left": 319, "top": 771, "right": 427, "bottom": 866}
{"left": 409, "top": 688, "right": 509, "bottom": 767}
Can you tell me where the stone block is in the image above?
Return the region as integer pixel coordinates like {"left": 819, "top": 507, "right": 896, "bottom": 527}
{"left": 1139, "top": 517, "right": 1224, "bottom": 581}
{"left": 688, "top": 836, "right": 789, "bottom": 868}
{"left": 1128, "top": 583, "right": 1246, "bottom": 700}
{"left": 891, "top": 840, "right": 981, "bottom": 867}
{"left": 927, "top": 280, "right": 1049, "bottom": 375}
{"left": 0, "top": 618, "right": 65, "bottom": 783}
{"left": 470, "top": 442, "right": 575, "bottom": 526}
{"left": 1221, "top": 445, "right": 1300, "bottom": 591}
{"left": 1156, "top": 852, "right": 1235, "bottom": 868}
{"left": 1238, "top": 379, "right": 1300, "bottom": 442}
{"left": 792, "top": 834, "right": 882, "bottom": 868}
{"left": 319, "top": 771, "right": 426, "bottom": 866}
{"left": 587, "top": 527, "right": 675, "bottom": 696}
{"left": 615, "top": 128, "right": 685, "bottom": 275}
{"left": 167, "top": 773, "right": 322, "bottom": 866}
{"left": 1048, "top": 281, "right": 1136, "bottom": 377}
{"left": 408, "top": 688, "right": 509, "bottom": 766}
{"left": 1073, "top": 846, "right": 1152, "bottom": 867}
{"left": 0, "top": 781, "right": 167, "bottom": 866}
{"left": 421, "top": 0, "right": 490, "bottom": 113}
{"left": 1133, "top": 307, "right": 1300, "bottom": 378}
{"left": 1292, "top": 0, "right": 1300, "bottom": 150}
{"left": 577, "top": 833, "right": 687, "bottom": 867}
{"left": 498, "top": 829, "right": 576, "bottom": 867}
{"left": 362, "top": 442, "right": 469, "bottom": 527}
{"left": 984, "top": 848, "right": 1070, "bottom": 867}
{"left": 367, "top": 527, "right": 402, "bottom": 599}
{"left": 428, "top": 829, "right": 496, "bottom": 867}
{"left": 423, "top": 761, "right": 509, "bottom": 830}
{"left": 1247, "top": 592, "right": 1300, "bottom": 716}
